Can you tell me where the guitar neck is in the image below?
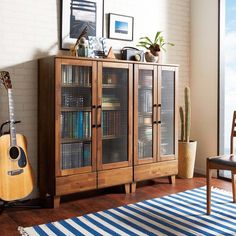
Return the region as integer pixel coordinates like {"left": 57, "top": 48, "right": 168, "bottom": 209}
{"left": 8, "top": 89, "right": 17, "bottom": 146}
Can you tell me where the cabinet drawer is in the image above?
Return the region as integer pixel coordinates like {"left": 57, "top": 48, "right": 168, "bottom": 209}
{"left": 98, "top": 167, "right": 132, "bottom": 188}
{"left": 134, "top": 160, "right": 178, "bottom": 181}
{"left": 56, "top": 172, "right": 97, "bottom": 196}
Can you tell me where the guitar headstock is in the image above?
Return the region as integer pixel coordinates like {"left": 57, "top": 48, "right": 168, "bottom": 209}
{"left": 0, "top": 71, "right": 12, "bottom": 89}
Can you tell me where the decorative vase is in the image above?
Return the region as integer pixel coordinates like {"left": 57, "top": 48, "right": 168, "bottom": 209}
{"left": 145, "top": 51, "right": 158, "bottom": 63}
{"left": 178, "top": 140, "right": 197, "bottom": 178}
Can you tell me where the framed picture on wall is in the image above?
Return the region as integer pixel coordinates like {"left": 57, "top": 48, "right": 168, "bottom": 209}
{"left": 108, "top": 13, "right": 134, "bottom": 41}
{"left": 60, "top": 0, "right": 104, "bottom": 50}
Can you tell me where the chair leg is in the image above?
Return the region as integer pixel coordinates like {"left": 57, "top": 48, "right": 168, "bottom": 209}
{"left": 207, "top": 165, "right": 213, "bottom": 215}
{"left": 232, "top": 171, "right": 236, "bottom": 203}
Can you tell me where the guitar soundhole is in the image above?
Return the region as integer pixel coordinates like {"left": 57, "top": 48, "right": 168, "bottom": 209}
{"left": 9, "top": 146, "right": 20, "bottom": 159}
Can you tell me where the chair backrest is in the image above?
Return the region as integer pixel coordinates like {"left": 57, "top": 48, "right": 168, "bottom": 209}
{"left": 230, "top": 111, "right": 236, "bottom": 154}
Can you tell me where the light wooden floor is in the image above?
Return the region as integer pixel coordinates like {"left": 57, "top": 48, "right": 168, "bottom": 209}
{"left": 0, "top": 175, "right": 232, "bottom": 235}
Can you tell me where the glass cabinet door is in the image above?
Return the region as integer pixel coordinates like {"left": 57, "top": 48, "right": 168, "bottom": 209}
{"left": 134, "top": 65, "right": 157, "bottom": 164}
{"left": 59, "top": 63, "right": 95, "bottom": 174}
{"left": 97, "top": 63, "right": 132, "bottom": 170}
{"left": 159, "top": 66, "right": 178, "bottom": 160}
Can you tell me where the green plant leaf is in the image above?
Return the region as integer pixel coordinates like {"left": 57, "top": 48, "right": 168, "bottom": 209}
{"left": 139, "top": 36, "right": 153, "bottom": 44}
{"left": 137, "top": 41, "right": 152, "bottom": 46}
{"left": 159, "top": 36, "right": 165, "bottom": 47}
{"left": 154, "top": 31, "right": 162, "bottom": 44}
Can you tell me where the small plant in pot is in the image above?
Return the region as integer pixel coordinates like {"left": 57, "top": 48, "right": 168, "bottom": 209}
{"left": 137, "top": 31, "right": 174, "bottom": 63}
{"left": 178, "top": 86, "right": 197, "bottom": 178}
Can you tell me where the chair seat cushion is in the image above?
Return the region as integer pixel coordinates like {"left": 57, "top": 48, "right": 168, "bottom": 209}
{"left": 208, "top": 155, "right": 236, "bottom": 167}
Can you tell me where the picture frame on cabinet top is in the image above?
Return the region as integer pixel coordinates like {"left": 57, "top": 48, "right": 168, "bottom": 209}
{"left": 60, "top": 0, "right": 104, "bottom": 50}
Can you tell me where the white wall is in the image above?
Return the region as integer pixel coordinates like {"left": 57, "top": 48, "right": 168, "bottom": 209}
{"left": 190, "top": 0, "right": 219, "bottom": 174}
{"left": 0, "top": 0, "right": 190, "bottom": 198}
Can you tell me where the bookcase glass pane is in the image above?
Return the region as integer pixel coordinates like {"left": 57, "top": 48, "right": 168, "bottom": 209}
{"left": 161, "top": 70, "right": 175, "bottom": 156}
{"left": 60, "top": 65, "right": 92, "bottom": 169}
{"left": 138, "top": 70, "right": 153, "bottom": 159}
{"left": 102, "top": 68, "right": 128, "bottom": 164}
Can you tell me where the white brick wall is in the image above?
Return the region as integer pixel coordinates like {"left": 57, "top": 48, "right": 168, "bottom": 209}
{"left": 0, "top": 0, "right": 190, "bottom": 198}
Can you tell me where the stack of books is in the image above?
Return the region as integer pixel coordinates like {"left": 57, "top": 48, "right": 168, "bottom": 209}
{"left": 102, "top": 94, "right": 120, "bottom": 108}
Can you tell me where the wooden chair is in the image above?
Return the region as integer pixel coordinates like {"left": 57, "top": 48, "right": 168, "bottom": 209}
{"left": 206, "top": 111, "right": 236, "bottom": 214}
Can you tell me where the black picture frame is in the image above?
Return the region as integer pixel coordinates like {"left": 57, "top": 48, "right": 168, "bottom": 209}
{"left": 108, "top": 13, "right": 134, "bottom": 41}
{"left": 60, "top": 0, "right": 104, "bottom": 50}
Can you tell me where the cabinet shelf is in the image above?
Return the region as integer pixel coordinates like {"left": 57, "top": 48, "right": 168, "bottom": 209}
{"left": 61, "top": 138, "right": 91, "bottom": 143}
{"left": 102, "top": 84, "right": 124, "bottom": 89}
{"left": 61, "top": 107, "right": 91, "bottom": 112}
{"left": 138, "top": 86, "right": 153, "bottom": 90}
{"left": 138, "top": 123, "right": 153, "bottom": 127}
{"left": 62, "top": 84, "right": 91, "bottom": 88}
{"left": 102, "top": 135, "right": 124, "bottom": 140}
{"left": 102, "top": 106, "right": 122, "bottom": 111}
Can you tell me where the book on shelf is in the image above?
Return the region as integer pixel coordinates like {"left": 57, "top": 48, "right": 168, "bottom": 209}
{"left": 102, "top": 111, "right": 120, "bottom": 136}
{"left": 61, "top": 142, "right": 91, "bottom": 169}
{"left": 61, "top": 111, "right": 91, "bottom": 139}
{"left": 102, "top": 94, "right": 121, "bottom": 108}
{"left": 139, "top": 89, "right": 152, "bottom": 113}
{"left": 139, "top": 70, "right": 153, "bottom": 87}
{"left": 138, "top": 139, "right": 152, "bottom": 158}
{"left": 102, "top": 102, "right": 120, "bottom": 108}
{"left": 61, "top": 65, "right": 91, "bottom": 86}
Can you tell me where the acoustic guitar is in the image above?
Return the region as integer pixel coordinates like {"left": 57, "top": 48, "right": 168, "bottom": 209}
{"left": 0, "top": 71, "right": 34, "bottom": 201}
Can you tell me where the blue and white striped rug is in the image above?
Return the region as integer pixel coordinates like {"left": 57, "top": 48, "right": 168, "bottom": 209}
{"left": 18, "top": 186, "right": 236, "bottom": 236}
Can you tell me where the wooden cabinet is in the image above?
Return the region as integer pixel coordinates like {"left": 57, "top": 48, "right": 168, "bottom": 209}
{"left": 133, "top": 64, "right": 178, "bottom": 191}
{"left": 38, "top": 56, "right": 133, "bottom": 207}
{"left": 38, "top": 56, "right": 178, "bottom": 207}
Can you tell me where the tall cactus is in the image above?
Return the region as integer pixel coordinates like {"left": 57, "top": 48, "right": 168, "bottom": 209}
{"left": 179, "top": 107, "right": 184, "bottom": 142}
{"left": 179, "top": 86, "right": 191, "bottom": 142}
{"left": 184, "top": 87, "right": 191, "bottom": 142}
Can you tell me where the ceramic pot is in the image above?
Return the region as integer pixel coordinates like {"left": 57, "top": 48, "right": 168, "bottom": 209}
{"left": 145, "top": 51, "right": 158, "bottom": 63}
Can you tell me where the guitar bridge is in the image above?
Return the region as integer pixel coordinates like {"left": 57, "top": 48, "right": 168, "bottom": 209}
{"left": 8, "top": 169, "right": 23, "bottom": 176}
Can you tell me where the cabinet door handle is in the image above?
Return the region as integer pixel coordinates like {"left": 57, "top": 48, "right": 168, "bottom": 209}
{"left": 97, "top": 105, "right": 102, "bottom": 128}
{"left": 92, "top": 105, "right": 97, "bottom": 128}
{"left": 153, "top": 104, "right": 157, "bottom": 124}
{"left": 157, "top": 104, "right": 161, "bottom": 124}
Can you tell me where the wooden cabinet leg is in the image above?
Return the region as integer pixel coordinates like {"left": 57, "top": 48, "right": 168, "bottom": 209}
{"left": 124, "top": 183, "right": 131, "bottom": 194}
{"left": 131, "top": 183, "right": 136, "bottom": 193}
{"left": 168, "top": 175, "right": 176, "bottom": 184}
{"left": 53, "top": 196, "right": 60, "bottom": 208}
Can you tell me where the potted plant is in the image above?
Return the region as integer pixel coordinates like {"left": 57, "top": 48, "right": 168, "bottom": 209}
{"left": 137, "top": 31, "right": 174, "bottom": 63}
{"left": 178, "top": 86, "right": 197, "bottom": 178}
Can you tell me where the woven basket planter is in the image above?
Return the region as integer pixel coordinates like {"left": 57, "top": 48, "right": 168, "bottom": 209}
{"left": 178, "top": 141, "right": 197, "bottom": 178}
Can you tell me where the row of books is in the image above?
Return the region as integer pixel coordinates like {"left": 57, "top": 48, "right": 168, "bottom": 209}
{"left": 139, "top": 90, "right": 152, "bottom": 113}
{"left": 139, "top": 127, "right": 152, "bottom": 142}
{"left": 61, "top": 93, "right": 91, "bottom": 108}
{"left": 61, "top": 142, "right": 91, "bottom": 169}
{"left": 139, "top": 71, "right": 153, "bottom": 87}
{"left": 102, "top": 94, "right": 121, "bottom": 108}
{"left": 138, "top": 140, "right": 152, "bottom": 158}
{"left": 102, "top": 111, "right": 120, "bottom": 136}
{"left": 61, "top": 111, "right": 91, "bottom": 139}
{"left": 62, "top": 65, "right": 91, "bottom": 86}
